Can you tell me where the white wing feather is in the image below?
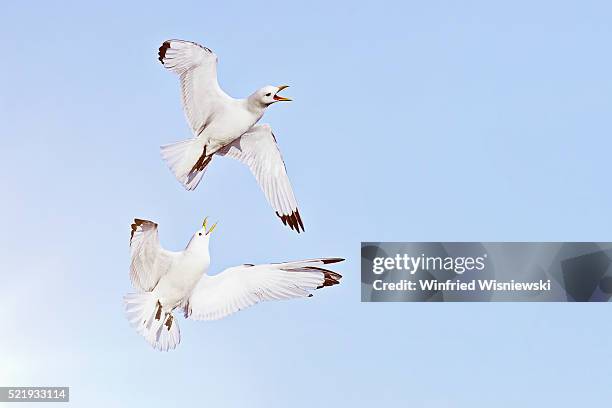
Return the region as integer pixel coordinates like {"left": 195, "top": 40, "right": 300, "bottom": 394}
{"left": 185, "top": 258, "right": 343, "bottom": 321}
{"left": 218, "top": 124, "right": 305, "bottom": 232}
{"left": 158, "top": 39, "right": 231, "bottom": 135}
{"left": 129, "top": 219, "right": 176, "bottom": 292}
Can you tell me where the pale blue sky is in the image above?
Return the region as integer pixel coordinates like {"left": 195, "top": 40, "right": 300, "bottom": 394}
{"left": 1, "top": 1, "right": 612, "bottom": 406}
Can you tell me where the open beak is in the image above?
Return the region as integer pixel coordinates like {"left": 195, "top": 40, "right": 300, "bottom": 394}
{"left": 273, "top": 85, "right": 292, "bottom": 101}
{"left": 202, "top": 217, "right": 218, "bottom": 235}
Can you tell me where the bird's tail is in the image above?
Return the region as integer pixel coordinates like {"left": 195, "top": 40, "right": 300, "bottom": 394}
{"left": 123, "top": 292, "right": 180, "bottom": 351}
{"left": 160, "top": 138, "right": 212, "bottom": 191}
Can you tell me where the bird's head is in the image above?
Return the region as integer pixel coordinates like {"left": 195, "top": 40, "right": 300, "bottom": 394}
{"left": 254, "top": 85, "right": 292, "bottom": 107}
{"left": 187, "top": 217, "right": 217, "bottom": 251}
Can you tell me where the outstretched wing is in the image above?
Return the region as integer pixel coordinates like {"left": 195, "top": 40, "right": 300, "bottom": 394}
{"left": 129, "top": 219, "right": 175, "bottom": 292}
{"left": 185, "top": 258, "right": 344, "bottom": 321}
{"left": 158, "top": 39, "right": 231, "bottom": 135}
{"left": 218, "top": 124, "right": 305, "bottom": 233}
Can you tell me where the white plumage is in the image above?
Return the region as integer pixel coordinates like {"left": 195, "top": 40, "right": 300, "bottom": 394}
{"left": 124, "top": 219, "right": 343, "bottom": 351}
{"left": 158, "top": 39, "right": 304, "bottom": 232}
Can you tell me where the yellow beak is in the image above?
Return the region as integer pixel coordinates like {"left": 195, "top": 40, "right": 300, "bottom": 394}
{"left": 206, "top": 221, "right": 218, "bottom": 235}
{"left": 202, "top": 217, "right": 217, "bottom": 235}
{"left": 273, "top": 85, "right": 292, "bottom": 102}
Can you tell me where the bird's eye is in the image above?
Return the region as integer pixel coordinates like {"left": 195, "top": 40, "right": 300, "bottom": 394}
{"left": 265, "top": 93, "right": 271, "bottom": 97}
{"left": 198, "top": 233, "right": 202, "bottom": 236}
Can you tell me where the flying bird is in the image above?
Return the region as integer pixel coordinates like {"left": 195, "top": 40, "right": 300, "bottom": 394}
{"left": 158, "top": 39, "right": 304, "bottom": 233}
{"left": 124, "top": 218, "right": 343, "bottom": 351}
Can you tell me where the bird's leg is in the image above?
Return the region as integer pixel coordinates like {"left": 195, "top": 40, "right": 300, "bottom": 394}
{"left": 154, "top": 301, "right": 163, "bottom": 321}
{"left": 164, "top": 314, "right": 173, "bottom": 331}
{"left": 187, "top": 146, "right": 212, "bottom": 183}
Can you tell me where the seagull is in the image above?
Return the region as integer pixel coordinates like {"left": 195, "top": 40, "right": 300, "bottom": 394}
{"left": 124, "top": 218, "right": 344, "bottom": 351}
{"left": 158, "top": 39, "right": 305, "bottom": 233}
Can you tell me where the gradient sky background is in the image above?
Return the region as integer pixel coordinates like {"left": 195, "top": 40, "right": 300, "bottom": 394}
{"left": 2, "top": 1, "right": 612, "bottom": 406}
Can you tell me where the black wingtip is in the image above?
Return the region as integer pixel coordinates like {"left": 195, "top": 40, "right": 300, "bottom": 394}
{"left": 316, "top": 270, "right": 342, "bottom": 289}
{"left": 130, "top": 218, "right": 157, "bottom": 244}
{"left": 276, "top": 210, "right": 305, "bottom": 233}
{"left": 130, "top": 218, "right": 145, "bottom": 242}
{"left": 295, "top": 209, "right": 305, "bottom": 232}
{"left": 322, "top": 258, "right": 345, "bottom": 264}
{"left": 158, "top": 41, "right": 170, "bottom": 63}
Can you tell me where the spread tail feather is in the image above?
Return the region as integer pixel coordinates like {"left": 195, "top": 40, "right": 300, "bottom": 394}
{"left": 160, "top": 138, "right": 212, "bottom": 191}
{"left": 123, "top": 292, "right": 180, "bottom": 351}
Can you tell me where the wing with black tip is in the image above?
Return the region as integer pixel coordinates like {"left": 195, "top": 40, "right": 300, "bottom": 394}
{"left": 185, "top": 258, "right": 344, "bottom": 320}
{"left": 218, "top": 124, "right": 305, "bottom": 233}
{"left": 129, "top": 219, "right": 176, "bottom": 292}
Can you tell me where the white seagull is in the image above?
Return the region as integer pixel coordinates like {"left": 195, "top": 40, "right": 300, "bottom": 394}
{"left": 158, "top": 39, "right": 304, "bottom": 233}
{"left": 124, "top": 218, "right": 343, "bottom": 351}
